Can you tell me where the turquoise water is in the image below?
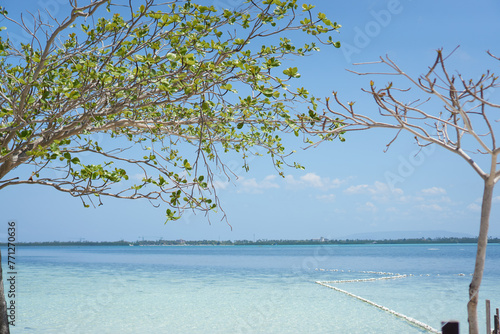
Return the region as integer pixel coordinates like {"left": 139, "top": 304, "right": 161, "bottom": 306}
{"left": 5, "top": 244, "right": 500, "bottom": 333}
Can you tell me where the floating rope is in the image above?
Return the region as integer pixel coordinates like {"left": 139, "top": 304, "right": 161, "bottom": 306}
{"left": 316, "top": 268, "right": 399, "bottom": 276}
{"left": 320, "top": 274, "right": 407, "bottom": 284}
{"left": 315, "top": 271, "right": 440, "bottom": 334}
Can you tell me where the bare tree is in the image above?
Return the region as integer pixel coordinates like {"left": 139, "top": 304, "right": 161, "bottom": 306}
{"left": 0, "top": 1, "right": 341, "bottom": 332}
{"left": 303, "top": 49, "right": 499, "bottom": 334}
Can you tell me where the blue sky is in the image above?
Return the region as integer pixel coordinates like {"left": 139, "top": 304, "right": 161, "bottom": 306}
{"left": 2, "top": 0, "right": 500, "bottom": 242}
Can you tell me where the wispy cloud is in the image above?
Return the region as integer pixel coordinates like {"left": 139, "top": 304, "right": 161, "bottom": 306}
{"left": 421, "top": 187, "right": 447, "bottom": 195}
{"left": 344, "top": 181, "right": 403, "bottom": 196}
{"left": 357, "top": 201, "right": 378, "bottom": 213}
{"left": 316, "top": 194, "right": 336, "bottom": 202}
{"left": 131, "top": 173, "right": 146, "bottom": 181}
{"left": 285, "top": 172, "right": 344, "bottom": 190}
{"left": 343, "top": 181, "right": 457, "bottom": 216}
{"left": 212, "top": 179, "right": 230, "bottom": 190}
{"left": 214, "top": 172, "right": 345, "bottom": 194}
{"left": 236, "top": 175, "right": 279, "bottom": 194}
{"left": 467, "top": 203, "right": 481, "bottom": 212}
{"left": 418, "top": 203, "right": 444, "bottom": 212}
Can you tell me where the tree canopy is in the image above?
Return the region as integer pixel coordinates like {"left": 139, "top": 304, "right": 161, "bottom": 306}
{"left": 0, "top": 0, "right": 341, "bottom": 221}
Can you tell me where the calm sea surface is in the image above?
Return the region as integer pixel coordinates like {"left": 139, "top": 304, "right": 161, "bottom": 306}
{"left": 5, "top": 244, "right": 500, "bottom": 333}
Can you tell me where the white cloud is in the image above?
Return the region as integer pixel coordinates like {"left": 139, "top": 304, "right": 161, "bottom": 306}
{"left": 467, "top": 203, "right": 481, "bottom": 212}
{"left": 344, "top": 184, "right": 370, "bottom": 195}
{"left": 357, "top": 201, "right": 378, "bottom": 213}
{"left": 236, "top": 175, "right": 279, "bottom": 194}
{"left": 344, "top": 181, "right": 403, "bottom": 196}
{"left": 421, "top": 187, "right": 447, "bottom": 195}
{"left": 400, "top": 195, "right": 424, "bottom": 203}
{"left": 301, "top": 173, "right": 323, "bottom": 188}
{"left": 418, "top": 203, "right": 444, "bottom": 212}
{"left": 286, "top": 172, "right": 344, "bottom": 189}
{"left": 212, "top": 180, "right": 230, "bottom": 190}
{"left": 131, "top": 173, "right": 146, "bottom": 181}
{"left": 493, "top": 196, "right": 500, "bottom": 203}
{"left": 438, "top": 196, "right": 452, "bottom": 204}
{"left": 316, "top": 194, "right": 336, "bottom": 202}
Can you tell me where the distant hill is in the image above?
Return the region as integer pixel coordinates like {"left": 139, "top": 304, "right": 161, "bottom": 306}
{"left": 343, "top": 230, "right": 475, "bottom": 240}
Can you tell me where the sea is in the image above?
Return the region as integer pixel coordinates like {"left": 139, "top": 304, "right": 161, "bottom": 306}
{"left": 4, "top": 243, "right": 500, "bottom": 333}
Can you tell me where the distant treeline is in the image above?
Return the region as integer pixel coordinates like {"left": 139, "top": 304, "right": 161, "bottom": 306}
{"left": 2, "top": 237, "right": 500, "bottom": 246}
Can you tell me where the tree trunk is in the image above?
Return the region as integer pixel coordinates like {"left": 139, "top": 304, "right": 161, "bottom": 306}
{"left": 468, "top": 179, "right": 494, "bottom": 334}
{"left": 0, "top": 250, "right": 10, "bottom": 334}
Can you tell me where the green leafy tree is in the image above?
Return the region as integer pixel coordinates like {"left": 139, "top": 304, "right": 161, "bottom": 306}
{"left": 0, "top": 1, "right": 340, "bottom": 332}
{"left": 305, "top": 49, "right": 499, "bottom": 334}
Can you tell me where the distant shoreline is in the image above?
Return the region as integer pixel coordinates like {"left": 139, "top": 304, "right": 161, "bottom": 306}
{"left": 2, "top": 237, "right": 499, "bottom": 247}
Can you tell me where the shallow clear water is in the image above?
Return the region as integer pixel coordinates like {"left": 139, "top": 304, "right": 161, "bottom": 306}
{"left": 5, "top": 244, "right": 500, "bottom": 333}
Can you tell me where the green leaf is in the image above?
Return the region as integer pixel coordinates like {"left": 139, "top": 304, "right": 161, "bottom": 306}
{"left": 166, "top": 53, "right": 176, "bottom": 61}
{"left": 283, "top": 67, "right": 300, "bottom": 78}
{"left": 166, "top": 209, "right": 180, "bottom": 222}
{"left": 302, "top": 4, "right": 315, "bottom": 11}
{"left": 233, "top": 38, "right": 246, "bottom": 45}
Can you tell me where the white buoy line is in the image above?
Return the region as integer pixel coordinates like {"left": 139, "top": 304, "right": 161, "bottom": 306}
{"left": 320, "top": 274, "right": 407, "bottom": 284}
{"left": 315, "top": 269, "right": 440, "bottom": 333}
{"left": 315, "top": 268, "right": 472, "bottom": 277}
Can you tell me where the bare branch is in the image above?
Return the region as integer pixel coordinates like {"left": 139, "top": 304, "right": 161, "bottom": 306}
{"left": 304, "top": 50, "right": 500, "bottom": 181}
